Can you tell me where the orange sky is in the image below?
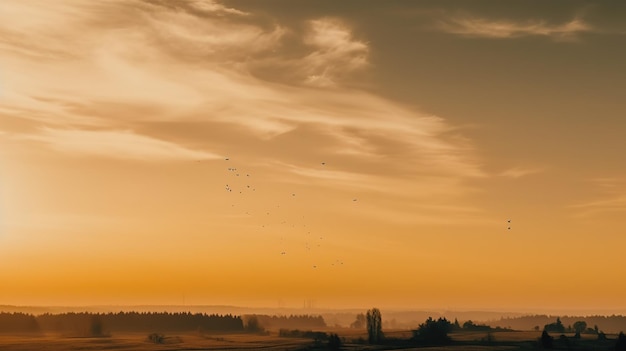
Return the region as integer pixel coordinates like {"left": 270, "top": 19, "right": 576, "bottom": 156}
{"left": 1, "top": 0, "right": 625, "bottom": 314}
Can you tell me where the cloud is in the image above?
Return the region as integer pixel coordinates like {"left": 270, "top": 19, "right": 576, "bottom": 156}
{"left": 571, "top": 196, "right": 626, "bottom": 218}
{"left": 140, "top": 1, "right": 286, "bottom": 61}
{"left": 437, "top": 16, "right": 592, "bottom": 40}
{"left": 588, "top": 177, "right": 624, "bottom": 188}
{"left": 0, "top": 0, "right": 484, "bottom": 206}
{"left": 498, "top": 167, "right": 543, "bottom": 178}
{"left": 142, "top": 0, "right": 249, "bottom": 16}
{"left": 301, "top": 18, "right": 369, "bottom": 87}
{"left": 24, "top": 128, "right": 220, "bottom": 161}
{"left": 570, "top": 177, "right": 626, "bottom": 217}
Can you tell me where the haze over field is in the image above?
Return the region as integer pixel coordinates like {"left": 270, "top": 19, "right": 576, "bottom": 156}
{"left": 0, "top": 0, "right": 625, "bottom": 313}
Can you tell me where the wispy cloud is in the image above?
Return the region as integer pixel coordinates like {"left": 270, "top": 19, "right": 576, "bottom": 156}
{"left": 498, "top": 167, "right": 543, "bottom": 178}
{"left": 142, "top": 0, "right": 250, "bottom": 16}
{"left": 571, "top": 177, "right": 626, "bottom": 217}
{"left": 24, "top": 128, "right": 220, "bottom": 161}
{"left": 571, "top": 196, "right": 626, "bottom": 217}
{"left": 301, "top": 18, "right": 369, "bottom": 87}
{"left": 0, "top": 0, "right": 484, "bottom": 209}
{"left": 438, "top": 16, "right": 592, "bottom": 40}
{"left": 588, "top": 177, "right": 625, "bottom": 188}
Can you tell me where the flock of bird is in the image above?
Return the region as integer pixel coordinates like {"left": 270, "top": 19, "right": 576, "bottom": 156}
{"left": 218, "top": 157, "right": 350, "bottom": 270}
{"left": 208, "top": 157, "right": 512, "bottom": 269}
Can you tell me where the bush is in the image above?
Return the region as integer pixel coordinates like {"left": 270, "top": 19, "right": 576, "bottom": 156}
{"left": 616, "top": 332, "right": 626, "bottom": 351}
{"left": 481, "top": 332, "right": 495, "bottom": 345}
{"left": 540, "top": 330, "right": 553, "bottom": 349}
{"left": 328, "top": 333, "right": 342, "bottom": 350}
{"left": 90, "top": 316, "right": 103, "bottom": 336}
{"left": 412, "top": 317, "right": 452, "bottom": 345}
{"left": 245, "top": 315, "right": 264, "bottom": 333}
{"left": 148, "top": 333, "right": 165, "bottom": 344}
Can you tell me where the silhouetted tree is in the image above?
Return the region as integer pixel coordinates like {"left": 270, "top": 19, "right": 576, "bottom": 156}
{"left": 245, "top": 315, "right": 263, "bottom": 333}
{"left": 463, "top": 320, "right": 472, "bottom": 329}
{"left": 412, "top": 317, "right": 452, "bottom": 345}
{"left": 350, "top": 313, "right": 366, "bottom": 329}
{"left": 573, "top": 321, "right": 587, "bottom": 335}
{"left": 90, "top": 315, "right": 103, "bottom": 336}
{"left": 453, "top": 318, "right": 461, "bottom": 330}
{"left": 328, "top": 333, "right": 342, "bottom": 350}
{"left": 366, "top": 308, "right": 383, "bottom": 344}
{"left": 598, "top": 331, "right": 607, "bottom": 341}
{"left": 462, "top": 320, "right": 492, "bottom": 331}
{"left": 544, "top": 317, "right": 565, "bottom": 333}
{"left": 482, "top": 332, "right": 495, "bottom": 345}
{"left": 616, "top": 332, "right": 626, "bottom": 351}
{"left": 541, "top": 330, "right": 554, "bottom": 349}
{"left": 148, "top": 333, "right": 165, "bottom": 344}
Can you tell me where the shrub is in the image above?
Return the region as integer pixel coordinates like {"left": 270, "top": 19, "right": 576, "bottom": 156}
{"left": 412, "top": 317, "right": 452, "bottom": 345}
{"left": 328, "top": 333, "right": 342, "bottom": 350}
{"left": 540, "top": 330, "right": 553, "bottom": 349}
{"left": 148, "top": 333, "right": 165, "bottom": 344}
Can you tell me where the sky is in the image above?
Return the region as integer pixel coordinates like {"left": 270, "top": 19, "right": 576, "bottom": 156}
{"left": 1, "top": 0, "right": 625, "bottom": 314}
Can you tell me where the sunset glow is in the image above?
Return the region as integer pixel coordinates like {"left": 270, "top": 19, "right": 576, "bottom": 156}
{"left": 1, "top": 0, "right": 625, "bottom": 314}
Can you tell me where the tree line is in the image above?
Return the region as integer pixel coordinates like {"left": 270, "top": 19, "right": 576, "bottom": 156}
{"left": 498, "top": 314, "right": 626, "bottom": 333}
{"left": 0, "top": 311, "right": 245, "bottom": 334}
{"left": 353, "top": 308, "right": 626, "bottom": 350}
{"left": 243, "top": 314, "right": 326, "bottom": 330}
{"left": 0, "top": 313, "right": 39, "bottom": 333}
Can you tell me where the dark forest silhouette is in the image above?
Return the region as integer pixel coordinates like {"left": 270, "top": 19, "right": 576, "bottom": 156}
{"left": 243, "top": 314, "right": 325, "bottom": 330}
{"left": 0, "top": 313, "right": 39, "bottom": 333}
{"left": 0, "top": 311, "right": 244, "bottom": 335}
{"left": 497, "top": 314, "right": 626, "bottom": 334}
{"left": 0, "top": 311, "right": 328, "bottom": 336}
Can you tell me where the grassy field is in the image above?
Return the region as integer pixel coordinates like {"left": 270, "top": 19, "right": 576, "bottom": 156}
{"left": 0, "top": 329, "right": 619, "bottom": 350}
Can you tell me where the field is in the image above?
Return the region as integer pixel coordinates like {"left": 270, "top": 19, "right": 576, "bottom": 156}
{"left": 0, "top": 330, "right": 619, "bottom": 350}
{"left": 0, "top": 332, "right": 314, "bottom": 351}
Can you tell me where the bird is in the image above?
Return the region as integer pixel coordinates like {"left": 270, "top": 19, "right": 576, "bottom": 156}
{"left": 321, "top": 162, "right": 326, "bottom": 166}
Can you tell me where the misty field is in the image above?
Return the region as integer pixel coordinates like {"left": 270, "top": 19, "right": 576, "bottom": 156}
{"left": 0, "top": 325, "right": 623, "bottom": 351}
{"left": 0, "top": 332, "right": 314, "bottom": 351}
{"left": 0, "top": 330, "right": 606, "bottom": 351}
